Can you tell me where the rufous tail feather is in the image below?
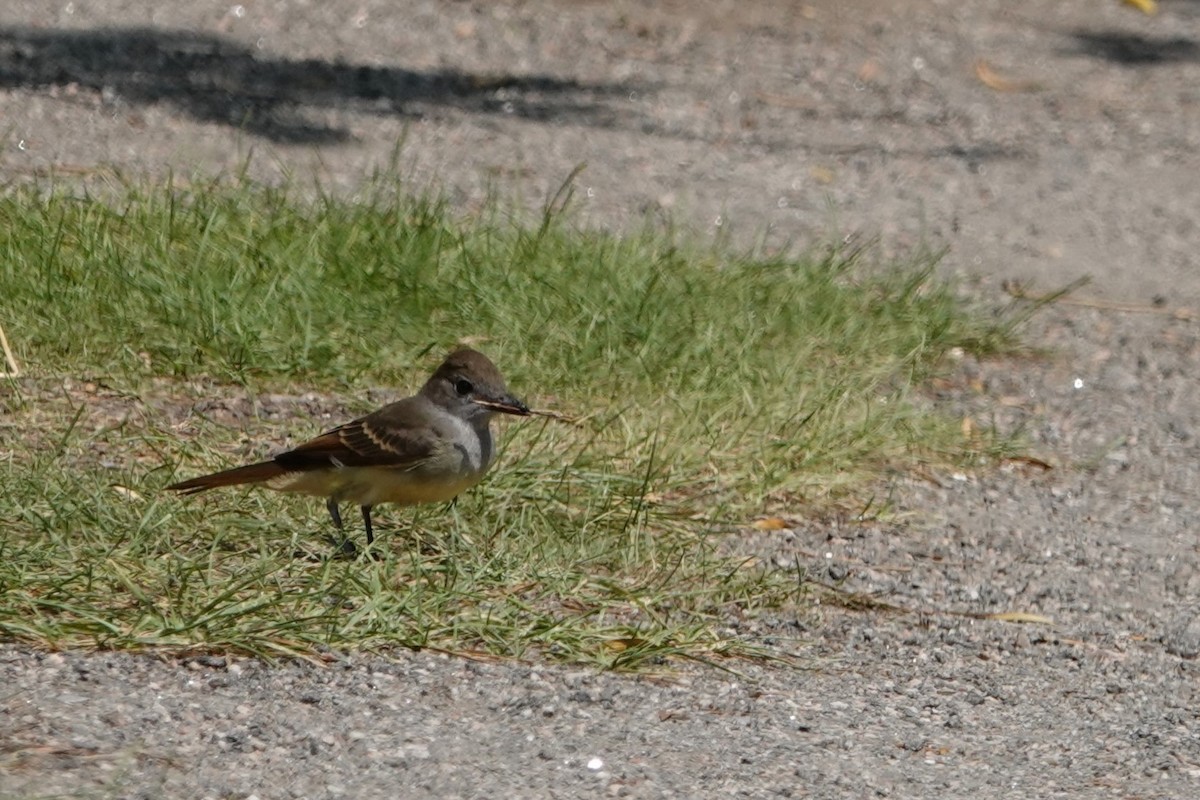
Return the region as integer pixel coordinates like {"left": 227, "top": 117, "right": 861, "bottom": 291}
{"left": 166, "top": 461, "right": 286, "bottom": 495}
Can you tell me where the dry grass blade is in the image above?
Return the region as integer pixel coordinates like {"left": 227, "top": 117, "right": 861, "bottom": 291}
{"left": 816, "top": 584, "right": 1053, "bottom": 626}
{"left": 1005, "top": 278, "right": 1192, "bottom": 319}
{"left": 0, "top": 322, "right": 19, "bottom": 377}
{"left": 526, "top": 407, "right": 581, "bottom": 424}
{"left": 984, "top": 611, "right": 1054, "bottom": 625}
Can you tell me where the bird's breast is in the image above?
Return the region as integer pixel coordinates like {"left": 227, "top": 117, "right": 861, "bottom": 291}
{"left": 270, "top": 466, "right": 485, "bottom": 507}
{"left": 419, "top": 414, "right": 490, "bottom": 475}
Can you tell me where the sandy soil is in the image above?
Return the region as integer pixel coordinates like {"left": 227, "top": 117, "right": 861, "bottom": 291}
{"left": 2, "top": 1, "right": 1200, "bottom": 797}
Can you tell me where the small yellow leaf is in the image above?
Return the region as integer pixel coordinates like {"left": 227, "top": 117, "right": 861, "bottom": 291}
{"left": 809, "top": 166, "right": 835, "bottom": 185}
{"left": 112, "top": 485, "right": 144, "bottom": 502}
{"left": 752, "top": 517, "right": 790, "bottom": 531}
{"left": 974, "top": 60, "right": 1039, "bottom": 93}
{"left": 1123, "top": 0, "right": 1157, "bottom": 15}
{"left": 604, "top": 638, "right": 645, "bottom": 652}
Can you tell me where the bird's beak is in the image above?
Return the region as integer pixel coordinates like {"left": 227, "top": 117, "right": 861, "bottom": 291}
{"left": 474, "top": 394, "right": 530, "bottom": 416}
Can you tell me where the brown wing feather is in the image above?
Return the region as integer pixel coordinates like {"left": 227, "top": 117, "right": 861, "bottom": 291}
{"left": 274, "top": 400, "right": 438, "bottom": 471}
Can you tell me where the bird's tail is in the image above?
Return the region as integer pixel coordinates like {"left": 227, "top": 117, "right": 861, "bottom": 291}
{"left": 166, "top": 461, "right": 286, "bottom": 495}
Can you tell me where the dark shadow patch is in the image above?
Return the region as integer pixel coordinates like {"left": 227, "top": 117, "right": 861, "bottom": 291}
{"left": 798, "top": 141, "right": 1029, "bottom": 164}
{"left": 1068, "top": 30, "right": 1200, "bottom": 65}
{"left": 929, "top": 143, "right": 1029, "bottom": 165}
{"left": 0, "top": 26, "right": 646, "bottom": 144}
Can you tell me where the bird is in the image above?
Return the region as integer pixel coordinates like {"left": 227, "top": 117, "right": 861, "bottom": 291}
{"left": 166, "top": 348, "right": 529, "bottom": 547}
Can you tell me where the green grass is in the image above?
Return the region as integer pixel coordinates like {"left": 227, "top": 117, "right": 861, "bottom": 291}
{"left": 0, "top": 171, "right": 1023, "bottom": 667}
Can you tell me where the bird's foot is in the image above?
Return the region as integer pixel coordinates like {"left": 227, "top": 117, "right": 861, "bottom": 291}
{"left": 321, "top": 535, "right": 386, "bottom": 561}
{"left": 321, "top": 534, "right": 361, "bottom": 560}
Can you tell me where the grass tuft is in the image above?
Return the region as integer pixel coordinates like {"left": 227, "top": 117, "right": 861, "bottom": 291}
{"left": 0, "top": 171, "right": 1023, "bottom": 666}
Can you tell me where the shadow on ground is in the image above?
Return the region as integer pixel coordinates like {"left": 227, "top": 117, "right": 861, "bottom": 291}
{"left": 1068, "top": 29, "right": 1200, "bottom": 65}
{"left": 0, "top": 26, "right": 643, "bottom": 143}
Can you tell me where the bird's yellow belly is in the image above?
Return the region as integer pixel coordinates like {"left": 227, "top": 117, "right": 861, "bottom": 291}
{"left": 268, "top": 467, "right": 484, "bottom": 507}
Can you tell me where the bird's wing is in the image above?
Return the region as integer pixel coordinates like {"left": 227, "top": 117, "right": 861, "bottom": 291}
{"left": 274, "top": 398, "right": 440, "bottom": 471}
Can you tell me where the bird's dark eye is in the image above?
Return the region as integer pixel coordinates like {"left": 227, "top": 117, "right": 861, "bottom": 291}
{"left": 454, "top": 379, "right": 474, "bottom": 396}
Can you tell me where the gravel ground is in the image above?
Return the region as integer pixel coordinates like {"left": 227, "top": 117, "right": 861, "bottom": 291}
{"left": 3, "top": 1, "right": 1200, "bottom": 798}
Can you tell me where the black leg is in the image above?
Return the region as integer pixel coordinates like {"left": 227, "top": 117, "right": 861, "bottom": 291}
{"left": 361, "top": 505, "right": 374, "bottom": 546}
{"left": 326, "top": 498, "right": 343, "bottom": 531}
{"left": 323, "top": 498, "right": 359, "bottom": 558}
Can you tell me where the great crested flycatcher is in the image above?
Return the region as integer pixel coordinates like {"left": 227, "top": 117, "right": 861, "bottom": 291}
{"left": 167, "top": 348, "right": 528, "bottom": 545}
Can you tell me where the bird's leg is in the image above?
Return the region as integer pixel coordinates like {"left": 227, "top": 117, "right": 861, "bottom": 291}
{"left": 326, "top": 498, "right": 344, "bottom": 531}
{"left": 326, "top": 498, "right": 358, "bottom": 557}
{"left": 361, "top": 505, "right": 374, "bottom": 546}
